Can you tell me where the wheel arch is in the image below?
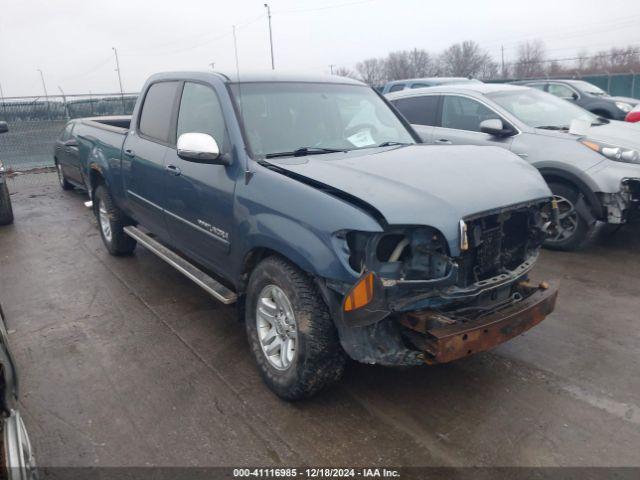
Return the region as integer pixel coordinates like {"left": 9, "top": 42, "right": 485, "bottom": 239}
{"left": 538, "top": 166, "right": 604, "bottom": 220}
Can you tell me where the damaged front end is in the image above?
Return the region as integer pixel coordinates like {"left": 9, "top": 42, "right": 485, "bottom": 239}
{"left": 600, "top": 178, "right": 640, "bottom": 224}
{"left": 327, "top": 200, "right": 559, "bottom": 367}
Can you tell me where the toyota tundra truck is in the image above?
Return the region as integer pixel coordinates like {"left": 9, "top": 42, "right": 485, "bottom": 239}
{"left": 66, "top": 71, "right": 559, "bottom": 400}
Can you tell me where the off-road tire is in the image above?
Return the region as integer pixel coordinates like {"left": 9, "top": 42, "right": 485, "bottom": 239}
{"left": 56, "top": 162, "right": 74, "bottom": 190}
{"left": 544, "top": 182, "right": 591, "bottom": 251}
{"left": 245, "top": 256, "right": 346, "bottom": 400}
{"left": 0, "top": 182, "right": 14, "bottom": 225}
{"left": 94, "top": 185, "right": 136, "bottom": 255}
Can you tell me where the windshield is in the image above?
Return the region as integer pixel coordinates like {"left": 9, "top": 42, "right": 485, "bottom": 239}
{"left": 570, "top": 81, "right": 607, "bottom": 96}
{"left": 230, "top": 82, "right": 415, "bottom": 157}
{"left": 487, "top": 88, "right": 597, "bottom": 129}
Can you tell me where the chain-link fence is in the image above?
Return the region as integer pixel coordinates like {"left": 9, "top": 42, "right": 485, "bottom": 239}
{"left": 0, "top": 93, "right": 137, "bottom": 189}
{"left": 488, "top": 72, "right": 640, "bottom": 99}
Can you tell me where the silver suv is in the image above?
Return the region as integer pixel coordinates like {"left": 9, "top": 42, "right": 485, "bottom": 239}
{"left": 387, "top": 83, "right": 640, "bottom": 250}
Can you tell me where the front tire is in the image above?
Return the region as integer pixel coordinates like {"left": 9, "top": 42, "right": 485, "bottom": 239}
{"left": 544, "top": 182, "right": 592, "bottom": 251}
{"left": 94, "top": 185, "right": 136, "bottom": 255}
{"left": 0, "top": 182, "right": 14, "bottom": 225}
{"left": 245, "top": 256, "right": 346, "bottom": 400}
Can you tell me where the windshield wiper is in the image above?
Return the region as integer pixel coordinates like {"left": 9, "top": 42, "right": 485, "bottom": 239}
{"left": 535, "top": 125, "right": 570, "bottom": 131}
{"left": 591, "top": 118, "right": 610, "bottom": 126}
{"left": 377, "top": 141, "right": 410, "bottom": 147}
{"left": 265, "top": 147, "right": 345, "bottom": 159}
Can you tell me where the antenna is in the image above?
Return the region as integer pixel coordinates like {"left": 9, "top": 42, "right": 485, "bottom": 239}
{"left": 232, "top": 26, "right": 251, "bottom": 180}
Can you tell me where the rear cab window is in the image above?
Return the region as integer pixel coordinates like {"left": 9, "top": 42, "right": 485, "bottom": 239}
{"left": 388, "top": 84, "right": 405, "bottom": 93}
{"left": 138, "top": 81, "right": 181, "bottom": 144}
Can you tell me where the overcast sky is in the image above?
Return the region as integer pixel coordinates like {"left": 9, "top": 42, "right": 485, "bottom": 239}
{"left": 1, "top": 0, "right": 640, "bottom": 97}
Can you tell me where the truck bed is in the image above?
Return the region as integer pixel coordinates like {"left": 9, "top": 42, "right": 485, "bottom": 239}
{"left": 80, "top": 115, "right": 131, "bottom": 134}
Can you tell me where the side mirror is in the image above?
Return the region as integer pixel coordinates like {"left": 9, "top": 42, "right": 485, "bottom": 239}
{"left": 480, "top": 118, "right": 515, "bottom": 138}
{"left": 0, "top": 122, "right": 8, "bottom": 134}
{"left": 571, "top": 92, "right": 579, "bottom": 101}
{"left": 177, "top": 133, "right": 229, "bottom": 165}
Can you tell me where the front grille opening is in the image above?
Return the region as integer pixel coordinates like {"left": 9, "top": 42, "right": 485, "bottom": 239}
{"left": 460, "top": 209, "right": 534, "bottom": 286}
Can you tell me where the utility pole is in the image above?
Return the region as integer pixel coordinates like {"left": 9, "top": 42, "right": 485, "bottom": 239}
{"left": 37, "top": 68, "right": 50, "bottom": 118}
{"left": 209, "top": 62, "right": 216, "bottom": 70}
{"left": 264, "top": 3, "right": 275, "bottom": 70}
{"left": 501, "top": 45, "right": 505, "bottom": 79}
{"left": 0, "top": 82, "right": 5, "bottom": 114}
{"left": 112, "top": 47, "right": 125, "bottom": 113}
{"left": 329, "top": 64, "right": 335, "bottom": 75}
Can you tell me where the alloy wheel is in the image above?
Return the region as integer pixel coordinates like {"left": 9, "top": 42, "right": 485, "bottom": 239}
{"left": 549, "top": 194, "right": 579, "bottom": 242}
{"left": 98, "top": 201, "right": 112, "bottom": 243}
{"left": 256, "top": 284, "right": 298, "bottom": 371}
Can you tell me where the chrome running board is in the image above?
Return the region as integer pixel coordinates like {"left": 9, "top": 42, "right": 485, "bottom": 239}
{"left": 123, "top": 226, "right": 237, "bottom": 305}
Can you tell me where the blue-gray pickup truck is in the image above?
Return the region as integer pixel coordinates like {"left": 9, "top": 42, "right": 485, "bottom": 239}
{"left": 60, "top": 71, "right": 559, "bottom": 399}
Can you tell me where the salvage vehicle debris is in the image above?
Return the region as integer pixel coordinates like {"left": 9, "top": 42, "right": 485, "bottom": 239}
{"left": 65, "top": 71, "right": 558, "bottom": 399}
{"left": 387, "top": 83, "right": 640, "bottom": 250}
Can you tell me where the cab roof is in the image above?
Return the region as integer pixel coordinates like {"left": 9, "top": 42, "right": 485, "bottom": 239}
{"left": 149, "top": 70, "right": 366, "bottom": 86}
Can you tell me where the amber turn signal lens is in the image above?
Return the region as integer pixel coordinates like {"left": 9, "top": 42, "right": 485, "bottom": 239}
{"left": 343, "top": 272, "right": 375, "bottom": 312}
{"left": 581, "top": 140, "right": 601, "bottom": 152}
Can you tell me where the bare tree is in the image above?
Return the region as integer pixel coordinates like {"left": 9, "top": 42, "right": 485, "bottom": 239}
{"left": 384, "top": 49, "right": 436, "bottom": 81}
{"left": 439, "top": 41, "right": 495, "bottom": 78}
{"left": 408, "top": 48, "right": 437, "bottom": 77}
{"left": 334, "top": 66, "right": 357, "bottom": 79}
{"left": 587, "top": 46, "right": 640, "bottom": 74}
{"left": 356, "top": 58, "right": 387, "bottom": 86}
{"left": 514, "top": 40, "right": 546, "bottom": 78}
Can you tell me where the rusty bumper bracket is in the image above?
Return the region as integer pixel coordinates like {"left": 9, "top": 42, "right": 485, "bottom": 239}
{"left": 398, "top": 280, "right": 559, "bottom": 364}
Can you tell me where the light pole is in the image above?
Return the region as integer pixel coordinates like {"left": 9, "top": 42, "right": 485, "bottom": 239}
{"left": 264, "top": 3, "right": 275, "bottom": 70}
{"left": 112, "top": 47, "right": 125, "bottom": 113}
{"left": 209, "top": 62, "right": 216, "bottom": 70}
{"left": 37, "top": 69, "right": 50, "bottom": 117}
{"left": 37, "top": 69, "right": 49, "bottom": 99}
{"left": 58, "top": 86, "right": 69, "bottom": 119}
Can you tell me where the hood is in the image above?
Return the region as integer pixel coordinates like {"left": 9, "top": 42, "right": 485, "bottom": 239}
{"left": 535, "top": 119, "right": 640, "bottom": 150}
{"left": 267, "top": 145, "right": 550, "bottom": 255}
{"left": 610, "top": 96, "right": 639, "bottom": 106}
{"left": 583, "top": 120, "right": 640, "bottom": 150}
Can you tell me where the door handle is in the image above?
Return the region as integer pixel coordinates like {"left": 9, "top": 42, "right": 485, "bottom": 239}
{"left": 435, "top": 139, "right": 452, "bottom": 145}
{"left": 124, "top": 148, "right": 136, "bottom": 158}
{"left": 166, "top": 164, "right": 182, "bottom": 176}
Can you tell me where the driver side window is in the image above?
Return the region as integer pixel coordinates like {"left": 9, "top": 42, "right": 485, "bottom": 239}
{"left": 177, "top": 82, "right": 227, "bottom": 151}
{"left": 441, "top": 96, "right": 501, "bottom": 132}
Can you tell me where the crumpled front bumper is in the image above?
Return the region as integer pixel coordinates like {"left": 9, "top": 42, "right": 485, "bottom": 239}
{"left": 601, "top": 178, "right": 640, "bottom": 224}
{"left": 397, "top": 280, "right": 559, "bottom": 364}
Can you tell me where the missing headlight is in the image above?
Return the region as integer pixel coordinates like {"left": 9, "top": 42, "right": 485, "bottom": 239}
{"left": 346, "top": 227, "right": 452, "bottom": 282}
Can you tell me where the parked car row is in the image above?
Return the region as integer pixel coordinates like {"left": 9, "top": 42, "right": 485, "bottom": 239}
{"left": 54, "top": 71, "right": 560, "bottom": 400}
{"left": 513, "top": 79, "right": 639, "bottom": 121}
{"left": 387, "top": 82, "right": 640, "bottom": 250}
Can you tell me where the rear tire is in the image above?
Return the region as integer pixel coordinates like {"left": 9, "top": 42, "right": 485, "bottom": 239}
{"left": 94, "top": 185, "right": 136, "bottom": 255}
{"left": 0, "top": 182, "right": 14, "bottom": 225}
{"left": 544, "top": 182, "right": 591, "bottom": 251}
{"left": 245, "top": 256, "right": 346, "bottom": 400}
{"left": 56, "top": 162, "right": 74, "bottom": 191}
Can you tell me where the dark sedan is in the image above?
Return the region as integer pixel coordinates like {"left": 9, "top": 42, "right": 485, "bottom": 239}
{"left": 514, "top": 79, "right": 638, "bottom": 121}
